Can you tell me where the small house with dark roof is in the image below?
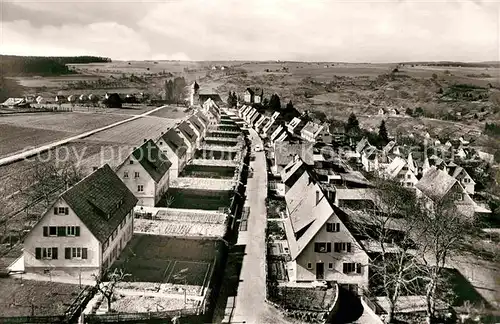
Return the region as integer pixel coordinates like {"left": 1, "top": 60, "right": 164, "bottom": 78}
{"left": 117, "top": 140, "right": 172, "bottom": 207}
{"left": 249, "top": 111, "right": 261, "bottom": 126}
{"left": 23, "top": 165, "right": 137, "bottom": 279}
{"left": 176, "top": 121, "right": 199, "bottom": 155}
{"left": 415, "top": 167, "right": 475, "bottom": 218}
{"left": 280, "top": 158, "right": 369, "bottom": 290}
{"left": 244, "top": 87, "right": 263, "bottom": 104}
{"left": 195, "top": 111, "right": 209, "bottom": 133}
{"left": 156, "top": 128, "right": 188, "bottom": 180}
{"left": 188, "top": 115, "right": 206, "bottom": 143}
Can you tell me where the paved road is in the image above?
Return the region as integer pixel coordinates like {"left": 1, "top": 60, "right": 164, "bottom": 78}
{"left": 229, "top": 128, "right": 268, "bottom": 324}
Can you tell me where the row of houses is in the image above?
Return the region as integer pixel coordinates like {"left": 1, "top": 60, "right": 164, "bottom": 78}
{"left": 239, "top": 105, "right": 332, "bottom": 144}
{"left": 22, "top": 99, "right": 222, "bottom": 279}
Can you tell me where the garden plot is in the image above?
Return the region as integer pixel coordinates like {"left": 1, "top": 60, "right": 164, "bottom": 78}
{"left": 111, "top": 235, "right": 217, "bottom": 297}
{"left": 134, "top": 219, "right": 226, "bottom": 237}
{"left": 162, "top": 188, "right": 233, "bottom": 210}
{"left": 0, "top": 278, "right": 85, "bottom": 316}
{"left": 112, "top": 295, "right": 201, "bottom": 313}
{"left": 194, "top": 149, "right": 239, "bottom": 161}
{"left": 135, "top": 208, "right": 228, "bottom": 237}
{"left": 189, "top": 159, "right": 239, "bottom": 167}
{"left": 198, "top": 144, "right": 241, "bottom": 153}
{"left": 169, "top": 177, "right": 235, "bottom": 191}
{"left": 179, "top": 165, "right": 236, "bottom": 179}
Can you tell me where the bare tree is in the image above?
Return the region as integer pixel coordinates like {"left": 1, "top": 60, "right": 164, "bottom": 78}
{"left": 353, "top": 180, "right": 424, "bottom": 323}
{"left": 17, "top": 160, "right": 84, "bottom": 215}
{"left": 92, "top": 268, "right": 131, "bottom": 311}
{"left": 414, "top": 197, "right": 477, "bottom": 324}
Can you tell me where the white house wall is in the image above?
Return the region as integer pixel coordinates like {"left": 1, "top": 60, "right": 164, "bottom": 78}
{"left": 289, "top": 215, "right": 369, "bottom": 291}
{"left": 117, "top": 157, "right": 157, "bottom": 207}
{"left": 101, "top": 211, "right": 134, "bottom": 271}
{"left": 24, "top": 198, "right": 101, "bottom": 279}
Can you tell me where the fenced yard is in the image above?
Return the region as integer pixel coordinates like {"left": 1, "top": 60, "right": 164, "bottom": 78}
{"left": 179, "top": 165, "right": 236, "bottom": 179}
{"left": 112, "top": 235, "right": 219, "bottom": 293}
{"left": 162, "top": 189, "right": 233, "bottom": 210}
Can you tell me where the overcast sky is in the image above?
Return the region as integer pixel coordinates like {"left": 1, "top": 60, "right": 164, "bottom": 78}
{"left": 1, "top": 0, "right": 499, "bottom": 62}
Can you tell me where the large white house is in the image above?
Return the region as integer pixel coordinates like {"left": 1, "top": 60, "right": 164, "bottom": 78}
{"left": 116, "top": 140, "right": 171, "bottom": 207}
{"left": 280, "top": 158, "right": 369, "bottom": 292}
{"left": 23, "top": 165, "right": 137, "bottom": 279}
{"left": 301, "top": 121, "right": 331, "bottom": 143}
{"left": 382, "top": 156, "right": 419, "bottom": 189}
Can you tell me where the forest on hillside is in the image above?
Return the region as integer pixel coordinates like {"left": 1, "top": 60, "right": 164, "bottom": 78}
{"left": 0, "top": 55, "right": 111, "bottom": 76}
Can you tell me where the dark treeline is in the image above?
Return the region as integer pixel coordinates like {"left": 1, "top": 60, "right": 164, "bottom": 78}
{"left": 485, "top": 123, "right": 500, "bottom": 137}
{"left": 401, "top": 61, "right": 499, "bottom": 68}
{"left": 0, "top": 55, "right": 112, "bottom": 76}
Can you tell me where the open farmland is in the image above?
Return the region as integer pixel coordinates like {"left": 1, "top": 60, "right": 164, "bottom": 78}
{"left": 81, "top": 115, "right": 177, "bottom": 145}
{"left": 149, "top": 105, "right": 189, "bottom": 119}
{"left": 0, "top": 112, "right": 128, "bottom": 158}
{"left": 0, "top": 278, "right": 84, "bottom": 317}
{"left": 0, "top": 123, "right": 72, "bottom": 157}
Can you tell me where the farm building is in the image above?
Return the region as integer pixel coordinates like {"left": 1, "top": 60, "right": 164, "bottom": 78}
{"left": 271, "top": 142, "right": 314, "bottom": 176}
{"left": 55, "top": 95, "right": 67, "bottom": 103}
{"left": 244, "top": 87, "right": 264, "bottom": 104}
{"left": 103, "top": 93, "right": 123, "bottom": 108}
{"left": 280, "top": 158, "right": 369, "bottom": 292}
{"left": 1, "top": 97, "right": 28, "bottom": 107}
{"left": 116, "top": 140, "right": 172, "bottom": 207}
{"left": 23, "top": 165, "right": 137, "bottom": 279}
{"left": 202, "top": 98, "right": 221, "bottom": 125}
{"left": 156, "top": 128, "right": 189, "bottom": 181}
{"left": 261, "top": 112, "right": 281, "bottom": 137}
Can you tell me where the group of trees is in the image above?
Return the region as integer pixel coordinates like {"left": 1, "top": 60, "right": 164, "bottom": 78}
{"left": 227, "top": 91, "right": 238, "bottom": 107}
{"left": 484, "top": 123, "right": 500, "bottom": 137}
{"left": 0, "top": 55, "right": 111, "bottom": 76}
{"left": 163, "top": 77, "right": 186, "bottom": 104}
{"left": 344, "top": 113, "right": 390, "bottom": 147}
{"left": 359, "top": 180, "right": 479, "bottom": 324}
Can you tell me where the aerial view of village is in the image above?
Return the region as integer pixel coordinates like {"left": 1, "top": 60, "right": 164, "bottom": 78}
{"left": 0, "top": 1, "right": 499, "bottom": 323}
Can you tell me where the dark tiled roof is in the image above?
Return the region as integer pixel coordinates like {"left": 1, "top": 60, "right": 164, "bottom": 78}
{"left": 195, "top": 111, "right": 209, "bottom": 126}
{"left": 189, "top": 115, "right": 204, "bottom": 133}
{"left": 178, "top": 121, "right": 198, "bottom": 145}
{"left": 61, "top": 165, "right": 138, "bottom": 243}
{"left": 132, "top": 140, "right": 172, "bottom": 183}
{"left": 416, "top": 167, "right": 457, "bottom": 201}
{"left": 161, "top": 128, "right": 187, "bottom": 158}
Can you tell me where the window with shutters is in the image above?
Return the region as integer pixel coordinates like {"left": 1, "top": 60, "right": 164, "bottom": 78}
{"left": 124, "top": 171, "right": 129, "bottom": 178}
{"left": 334, "top": 242, "right": 352, "bottom": 253}
{"left": 137, "top": 185, "right": 144, "bottom": 192}
{"left": 314, "top": 242, "right": 331, "bottom": 253}
{"left": 66, "top": 226, "right": 80, "bottom": 236}
{"left": 58, "top": 207, "right": 69, "bottom": 215}
{"left": 65, "top": 247, "right": 87, "bottom": 260}
{"left": 49, "top": 226, "right": 57, "bottom": 236}
{"left": 326, "top": 223, "right": 340, "bottom": 232}
{"left": 42, "top": 247, "right": 57, "bottom": 260}
{"left": 343, "top": 262, "right": 356, "bottom": 274}
{"left": 134, "top": 172, "right": 140, "bottom": 178}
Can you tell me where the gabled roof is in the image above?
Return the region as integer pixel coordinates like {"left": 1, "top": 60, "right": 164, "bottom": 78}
{"left": 271, "top": 111, "right": 280, "bottom": 119}
{"left": 61, "top": 165, "right": 138, "bottom": 243}
{"left": 195, "top": 111, "right": 209, "bottom": 127}
{"left": 250, "top": 112, "right": 261, "bottom": 124}
{"left": 301, "top": 121, "right": 324, "bottom": 137}
{"left": 356, "top": 138, "right": 370, "bottom": 154}
{"left": 245, "top": 87, "right": 263, "bottom": 96}
{"left": 382, "top": 141, "right": 396, "bottom": 155}
{"left": 281, "top": 158, "right": 308, "bottom": 189}
{"left": 415, "top": 167, "right": 458, "bottom": 201}
{"left": 384, "top": 156, "right": 408, "bottom": 179}
{"left": 282, "top": 162, "right": 368, "bottom": 260}
{"left": 448, "top": 165, "right": 475, "bottom": 184}
{"left": 131, "top": 140, "right": 172, "bottom": 183}
{"left": 177, "top": 121, "right": 198, "bottom": 145}
{"left": 271, "top": 125, "right": 285, "bottom": 141}
{"left": 288, "top": 117, "right": 307, "bottom": 134}
{"left": 255, "top": 115, "right": 266, "bottom": 128}
{"left": 288, "top": 117, "right": 302, "bottom": 128}
{"left": 160, "top": 128, "right": 187, "bottom": 159}
{"left": 275, "top": 142, "right": 314, "bottom": 166}
{"left": 275, "top": 131, "right": 289, "bottom": 143}
{"left": 188, "top": 115, "right": 205, "bottom": 133}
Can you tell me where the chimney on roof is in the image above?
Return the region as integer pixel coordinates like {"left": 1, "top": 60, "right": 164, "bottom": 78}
{"left": 316, "top": 190, "right": 320, "bottom": 206}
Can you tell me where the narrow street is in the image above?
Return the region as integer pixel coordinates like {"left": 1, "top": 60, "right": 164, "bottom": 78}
{"left": 213, "top": 128, "right": 291, "bottom": 324}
